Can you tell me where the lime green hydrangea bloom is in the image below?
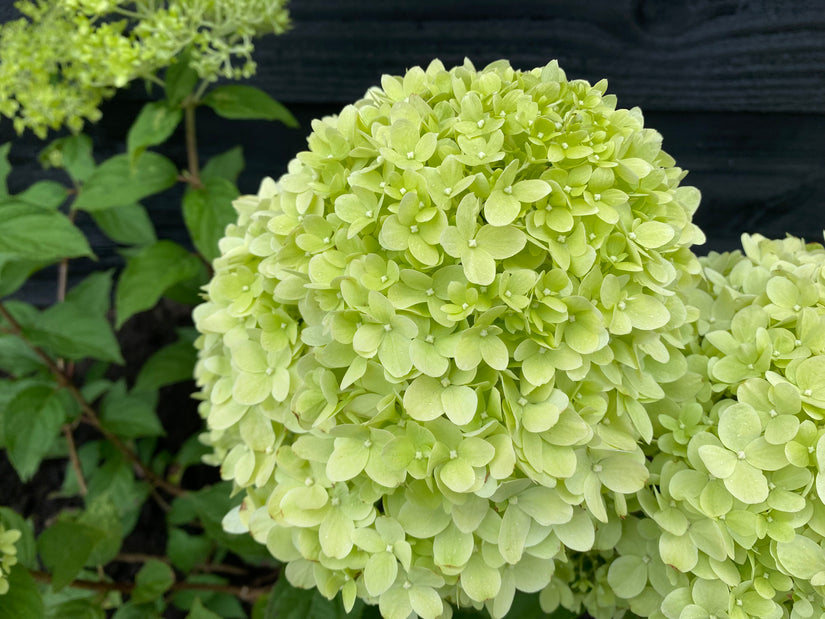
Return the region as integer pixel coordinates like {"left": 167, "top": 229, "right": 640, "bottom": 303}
{"left": 0, "top": 523, "right": 21, "bottom": 595}
{"left": 0, "top": 0, "right": 290, "bottom": 136}
{"left": 195, "top": 58, "right": 707, "bottom": 618}
{"left": 561, "top": 233, "right": 825, "bottom": 619}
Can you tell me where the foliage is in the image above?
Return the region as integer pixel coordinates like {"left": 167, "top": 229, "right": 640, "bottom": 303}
{"left": 0, "top": 0, "right": 291, "bottom": 136}
{"left": 0, "top": 1, "right": 319, "bottom": 618}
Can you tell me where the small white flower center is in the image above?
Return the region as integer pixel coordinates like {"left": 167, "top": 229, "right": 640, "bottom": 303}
{"left": 410, "top": 225, "right": 419, "bottom": 233}
{"left": 461, "top": 302, "right": 469, "bottom": 310}
{"left": 425, "top": 288, "right": 435, "bottom": 296}
{"left": 384, "top": 324, "right": 392, "bottom": 332}
{"left": 468, "top": 239, "right": 478, "bottom": 247}
{"left": 477, "top": 151, "right": 486, "bottom": 159}
{"left": 618, "top": 301, "right": 626, "bottom": 310}
{"left": 569, "top": 315, "right": 576, "bottom": 322}
{"left": 504, "top": 290, "right": 512, "bottom": 297}
{"left": 449, "top": 450, "right": 458, "bottom": 459}
{"left": 443, "top": 187, "right": 452, "bottom": 195}
{"left": 365, "top": 210, "right": 373, "bottom": 217}
{"left": 364, "top": 440, "right": 372, "bottom": 448}
{"left": 477, "top": 119, "right": 484, "bottom": 128}
{"left": 504, "top": 186, "right": 513, "bottom": 195}
{"left": 794, "top": 304, "right": 801, "bottom": 311}
{"left": 595, "top": 193, "right": 602, "bottom": 201}
{"left": 480, "top": 329, "right": 488, "bottom": 337}
{"left": 242, "top": 285, "right": 250, "bottom": 292}
{"left": 804, "top": 389, "right": 813, "bottom": 396}
{"left": 406, "top": 151, "right": 415, "bottom": 159}
{"left": 737, "top": 451, "right": 746, "bottom": 460}
{"left": 592, "top": 464, "right": 603, "bottom": 473}
{"left": 380, "top": 275, "right": 388, "bottom": 282}
{"left": 379, "top": 182, "right": 386, "bottom": 188}
{"left": 425, "top": 334, "right": 435, "bottom": 343}
{"left": 386, "top": 544, "right": 394, "bottom": 553}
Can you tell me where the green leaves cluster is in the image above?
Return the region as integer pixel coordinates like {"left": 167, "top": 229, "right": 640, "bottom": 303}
{"left": 0, "top": 20, "right": 301, "bottom": 619}
{"left": 194, "top": 58, "right": 715, "bottom": 619}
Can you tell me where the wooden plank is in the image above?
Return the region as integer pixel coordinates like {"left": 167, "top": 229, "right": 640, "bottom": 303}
{"left": 236, "top": 0, "right": 825, "bottom": 112}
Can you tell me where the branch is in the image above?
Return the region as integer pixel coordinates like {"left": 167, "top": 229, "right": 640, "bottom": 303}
{"left": 0, "top": 301, "right": 186, "bottom": 498}
{"left": 114, "top": 553, "right": 249, "bottom": 576}
{"left": 29, "top": 570, "right": 270, "bottom": 603}
{"left": 183, "top": 99, "right": 202, "bottom": 189}
{"left": 63, "top": 425, "right": 88, "bottom": 496}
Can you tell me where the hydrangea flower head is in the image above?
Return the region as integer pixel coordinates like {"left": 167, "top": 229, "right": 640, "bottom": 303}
{"left": 194, "top": 59, "right": 707, "bottom": 618}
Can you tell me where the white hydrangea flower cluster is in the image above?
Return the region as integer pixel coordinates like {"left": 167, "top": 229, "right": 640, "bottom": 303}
{"left": 561, "top": 234, "right": 825, "bottom": 619}
{"left": 194, "top": 58, "right": 709, "bottom": 618}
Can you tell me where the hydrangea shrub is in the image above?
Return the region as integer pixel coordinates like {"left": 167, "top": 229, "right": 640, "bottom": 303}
{"left": 193, "top": 58, "right": 719, "bottom": 618}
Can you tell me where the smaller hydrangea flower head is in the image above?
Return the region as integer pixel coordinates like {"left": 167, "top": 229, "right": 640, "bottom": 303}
{"left": 194, "top": 59, "right": 706, "bottom": 618}
{"left": 579, "top": 233, "right": 825, "bottom": 619}
{"left": 0, "top": 523, "right": 21, "bottom": 595}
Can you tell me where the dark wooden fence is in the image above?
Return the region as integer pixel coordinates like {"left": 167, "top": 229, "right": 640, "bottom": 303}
{"left": 2, "top": 0, "right": 824, "bottom": 304}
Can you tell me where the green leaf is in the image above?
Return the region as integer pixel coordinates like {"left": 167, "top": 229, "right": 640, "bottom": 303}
{"left": 264, "top": 577, "right": 351, "bottom": 619}
{"left": 182, "top": 177, "right": 240, "bottom": 261}
{"left": 0, "top": 201, "right": 92, "bottom": 261}
{"left": 134, "top": 329, "right": 197, "bottom": 392}
{"left": 37, "top": 520, "right": 98, "bottom": 590}
{"left": 40, "top": 135, "right": 95, "bottom": 183}
{"left": 0, "top": 565, "right": 44, "bottom": 619}
{"left": 74, "top": 153, "right": 178, "bottom": 212}
{"left": 111, "top": 602, "right": 162, "bottom": 619}
{"left": 186, "top": 598, "right": 223, "bottom": 619}
{"left": 65, "top": 270, "right": 114, "bottom": 316}
{"left": 92, "top": 203, "right": 157, "bottom": 246}
{"left": 115, "top": 241, "right": 202, "bottom": 327}
{"left": 201, "top": 147, "right": 244, "bottom": 184}
{"left": 77, "top": 494, "right": 124, "bottom": 566}
{"left": 16, "top": 181, "right": 68, "bottom": 209}
{"left": 128, "top": 102, "right": 183, "bottom": 163}
{"left": 3, "top": 386, "right": 66, "bottom": 481}
{"left": 165, "top": 49, "right": 199, "bottom": 107}
{"left": 0, "top": 143, "right": 11, "bottom": 197}
{"left": 100, "top": 381, "right": 164, "bottom": 438}
{"left": 46, "top": 599, "right": 105, "bottom": 619}
{"left": 27, "top": 299, "right": 123, "bottom": 364}
{"left": 0, "top": 254, "right": 47, "bottom": 297}
{"left": 203, "top": 85, "right": 298, "bottom": 126}
{"left": 132, "top": 559, "right": 175, "bottom": 604}
{"left": 168, "top": 528, "right": 212, "bottom": 573}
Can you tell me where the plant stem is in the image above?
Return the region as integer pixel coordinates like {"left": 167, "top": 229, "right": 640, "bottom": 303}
{"left": 29, "top": 570, "right": 270, "bottom": 602}
{"left": 63, "top": 425, "right": 88, "bottom": 496}
{"left": 183, "top": 100, "right": 202, "bottom": 189}
{"left": 0, "top": 301, "right": 186, "bottom": 498}
{"left": 115, "top": 553, "right": 249, "bottom": 576}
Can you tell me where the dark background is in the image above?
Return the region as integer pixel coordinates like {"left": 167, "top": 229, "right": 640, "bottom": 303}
{"left": 2, "top": 0, "right": 825, "bottom": 305}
